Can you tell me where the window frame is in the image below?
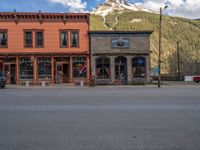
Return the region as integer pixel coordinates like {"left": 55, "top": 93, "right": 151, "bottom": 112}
{"left": 37, "top": 57, "right": 52, "bottom": 80}
{"left": 0, "top": 29, "right": 8, "bottom": 48}
{"left": 96, "top": 56, "right": 111, "bottom": 80}
{"left": 35, "top": 30, "right": 44, "bottom": 48}
{"left": 19, "top": 57, "right": 34, "bottom": 80}
{"left": 132, "top": 56, "right": 146, "bottom": 79}
{"left": 24, "top": 30, "right": 33, "bottom": 48}
{"left": 70, "top": 30, "right": 79, "bottom": 48}
{"left": 60, "top": 30, "right": 69, "bottom": 48}
{"left": 72, "top": 57, "right": 86, "bottom": 78}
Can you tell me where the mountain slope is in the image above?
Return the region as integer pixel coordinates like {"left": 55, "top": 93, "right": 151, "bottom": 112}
{"left": 92, "top": 0, "right": 152, "bottom": 17}
{"left": 90, "top": 8, "right": 200, "bottom": 75}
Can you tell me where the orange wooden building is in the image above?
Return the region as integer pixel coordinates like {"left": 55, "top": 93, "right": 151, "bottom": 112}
{"left": 0, "top": 12, "right": 90, "bottom": 85}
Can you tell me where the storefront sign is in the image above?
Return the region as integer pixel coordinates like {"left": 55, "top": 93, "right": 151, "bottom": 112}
{"left": 111, "top": 38, "right": 130, "bottom": 48}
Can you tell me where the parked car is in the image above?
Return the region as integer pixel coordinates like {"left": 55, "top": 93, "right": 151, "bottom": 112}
{"left": 193, "top": 76, "right": 200, "bottom": 83}
{"left": 0, "top": 71, "right": 6, "bottom": 89}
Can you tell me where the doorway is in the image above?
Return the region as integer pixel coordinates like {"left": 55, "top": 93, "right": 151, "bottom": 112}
{"left": 4, "top": 63, "right": 16, "bottom": 84}
{"left": 115, "top": 56, "right": 127, "bottom": 84}
{"left": 56, "top": 63, "right": 69, "bottom": 83}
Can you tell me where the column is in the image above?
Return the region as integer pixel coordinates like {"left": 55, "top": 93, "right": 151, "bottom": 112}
{"left": 127, "top": 56, "right": 132, "bottom": 84}
{"left": 33, "top": 56, "right": 37, "bottom": 85}
{"left": 86, "top": 55, "right": 90, "bottom": 83}
{"left": 91, "top": 55, "right": 96, "bottom": 77}
{"left": 146, "top": 56, "right": 149, "bottom": 81}
{"left": 110, "top": 56, "right": 115, "bottom": 84}
{"left": 16, "top": 56, "right": 19, "bottom": 85}
{"left": 69, "top": 56, "right": 73, "bottom": 83}
{"left": 51, "top": 56, "right": 55, "bottom": 84}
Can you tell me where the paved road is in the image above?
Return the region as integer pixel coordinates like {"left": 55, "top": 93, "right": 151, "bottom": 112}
{"left": 0, "top": 86, "right": 200, "bottom": 150}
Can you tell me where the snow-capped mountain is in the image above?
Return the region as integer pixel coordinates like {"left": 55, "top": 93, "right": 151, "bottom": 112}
{"left": 92, "top": 0, "right": 152, "bottom": 17}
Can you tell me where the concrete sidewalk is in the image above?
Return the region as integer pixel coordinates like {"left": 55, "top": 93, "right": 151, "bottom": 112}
{"left": 3, "top": 81, "right": 199, "bottom": 89}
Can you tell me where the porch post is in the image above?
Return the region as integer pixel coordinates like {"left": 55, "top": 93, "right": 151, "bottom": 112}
{"left": 127, "top": 56, "right": 132, "bottom": 84}
{"left": 86, "top": 55, "right": 90, "bottom": 83}
{"left": 146, "top": 56, "right": 149, "bottom": 81}
{"left": 51, "top": 56, "right": 55, "bottom": 84}
{"left": 16, "top": 56, "right": 19, "bottom": 85}
{"left": 33, "top": 56, "right": 37, "bottom": 85}
{"left": 110, "top": 56, "right": 115, "bottom": 84}
{"left": 69, "top": 55, "right": 73, "bottom": 83}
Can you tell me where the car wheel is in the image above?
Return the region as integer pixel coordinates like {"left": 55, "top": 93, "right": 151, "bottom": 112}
{"left": 1, "top": 86, "right": 5, "bottom": 89}
{"left": 195, "top": 80, "right": 199, "bottom": 83}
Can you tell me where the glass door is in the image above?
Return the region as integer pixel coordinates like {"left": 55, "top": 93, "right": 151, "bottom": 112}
{"left": 10, "top": 64, "right": 16, "bottom": 84}
{"left": 63, "top": 63, "right": 69, "bottom": 83}
{"left": 115, "top": 63, "right": 127, "bottom": 84}
{"left": 56, "top": 63, "right": 69, "bottom": 83}
{"left": 4, "top": 63, "right": 16, "bottom": 84}
{"left": 115, "top": 56, "right": 127, "bottom": 85}
{"left": 56, "top": 64, "right": 62, "bottom": 84}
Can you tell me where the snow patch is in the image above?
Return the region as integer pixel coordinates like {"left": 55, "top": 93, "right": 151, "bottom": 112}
{"left": 131, "top": 19, "right": 142, "bottom": 23}
{"left": 92, "top": 0, "right": 152, "bottom": 17}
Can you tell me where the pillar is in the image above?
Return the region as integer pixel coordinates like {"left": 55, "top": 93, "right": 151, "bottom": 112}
{"left": 91, "top": 55, "right": 96, "bottom": 77}
{"left": 146, "top": 56, "right": 149, "bottom": 81}
{"left": 33, "top": 56, "right": 37, "bottom": 85}
{"left": 51, "top": 56, "right": 55, "bottom": 84}
{"left": 69, "top": 56, "right": 73, "bottom": 83}
{"left": 127, "top": 56, "right": 132, "bottom": 84}
{"left": 110, "top": 56, "right": 115, "bottom": 84}
{"left": 86, "top": 55, "right": 90, "bottom": 83}
{"left": 16, "top": 56, "right": 19, "bottom": 85}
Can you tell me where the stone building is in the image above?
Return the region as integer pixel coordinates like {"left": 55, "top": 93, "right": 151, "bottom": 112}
{"left": 89, "top": 31, "right": 153, "bottom": 85}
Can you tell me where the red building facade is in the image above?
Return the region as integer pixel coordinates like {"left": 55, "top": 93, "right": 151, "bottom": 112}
{"left": 0, "top": 12, "right": 90, "bottom": 85}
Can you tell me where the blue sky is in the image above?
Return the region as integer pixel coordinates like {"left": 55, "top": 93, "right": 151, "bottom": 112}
{"left": 0, "top": 0, "right": 199, "bottom": 19}
{"left": 0, "top": 0, "right": 101, "bottom": 12}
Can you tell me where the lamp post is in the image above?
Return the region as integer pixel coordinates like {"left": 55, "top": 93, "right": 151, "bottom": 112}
{"left": 158, "top": 6, "right": 168, "bottom": 88}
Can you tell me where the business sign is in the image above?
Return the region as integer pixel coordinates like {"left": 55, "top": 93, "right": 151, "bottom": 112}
{"left": 111, "top": 38, "right": 130, "bottom": 48}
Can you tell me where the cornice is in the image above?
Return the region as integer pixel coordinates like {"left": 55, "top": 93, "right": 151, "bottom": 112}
{"left": 0, "top": 12, "right": 90, "bottom": 24}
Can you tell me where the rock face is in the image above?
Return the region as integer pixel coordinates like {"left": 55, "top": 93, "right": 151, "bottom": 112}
{"left": 92, "top": 0, "right": 152, "bottom": 16}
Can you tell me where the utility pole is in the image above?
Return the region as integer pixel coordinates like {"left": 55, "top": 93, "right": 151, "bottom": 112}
{"left": 177, "top": 41, "right": 180, "bottom": 81}
{"left": 158, "top": 6, "right": 168, "bottom": 88}
{"left": 158, "top": 7, "right": 162, "bottom": 88}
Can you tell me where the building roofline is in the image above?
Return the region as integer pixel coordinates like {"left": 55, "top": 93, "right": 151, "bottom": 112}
{"left": 0, "top": 12, "right": 90, "bottom": 23}
{"left": 0, "top": 12, "right": 90, "bottom": 15}
{"left": 89, "top": 30, "right": 154, "bottom": 34}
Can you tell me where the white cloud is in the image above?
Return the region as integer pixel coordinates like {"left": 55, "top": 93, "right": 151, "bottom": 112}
{"left": 134, "top": 0, "right": 200, "bottom": 19}
{"left": 48, "top": 0, "right": 87, "bottom": 12}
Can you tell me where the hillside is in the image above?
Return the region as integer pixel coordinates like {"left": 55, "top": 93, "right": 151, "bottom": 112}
{"left": 90, "top": 10, "right": 200, "bottom": 75}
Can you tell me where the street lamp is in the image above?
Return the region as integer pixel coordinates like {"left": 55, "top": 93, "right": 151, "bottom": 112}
{"left": 158, "top": 6, "right": 168, "bottom": 88}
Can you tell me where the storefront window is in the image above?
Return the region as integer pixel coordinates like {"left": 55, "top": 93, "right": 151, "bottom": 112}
{"left": 96, "top": 57, "right": 110, "bottom": 79}
{"left": 73, "top": 57, "right": 86, "bottom": 78}
{"left": 37, "top": 57, "right": 51, "bottom": 80}
{"left": 132, "top": 57, "right": 146, "bottom": 78}
{"left": 19, "top": 58, "right": 33, "bottom": 79}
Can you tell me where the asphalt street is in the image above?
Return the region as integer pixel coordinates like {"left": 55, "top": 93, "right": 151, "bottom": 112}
{"left": 0, "top": 86, "right": 200, "bottom": 150}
